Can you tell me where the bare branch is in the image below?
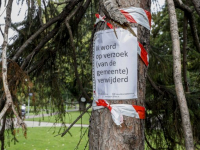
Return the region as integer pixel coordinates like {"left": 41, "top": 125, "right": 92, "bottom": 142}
{"left": 0, "top": 25, "right": 3, "bottom": 37}
{"left": 191, "top": 0, "right": 200, "bottom": 16}
{"left": 12, "top": 105, "right": 26, "bottom": 129}
{"left": 56, "top": 103, "right": 92, "bottom": 137}
{"left": 1, "top": 0, "right": 14, "bottom": 121}
{"left": 68, "top": 1, "right": 84, "bottom": 20}
{"left": 174, "top": 0, "right": 200, "bottom": 53}
{"left": 0, "top": 104, "right": 10, "bottom": 120}
{"left": 1, "top": 0, "right": 27, "bottom": 130}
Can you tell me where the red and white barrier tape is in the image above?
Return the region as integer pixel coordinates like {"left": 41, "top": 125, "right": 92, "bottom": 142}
{"left": 95, "top": 14, "right": 113, "bottom": 29}
{"left": 120, "top": 7, "right": 151, "bottom": 30}
{"left": 93, "top": 99, "right": 145, "bottom": 126}
{"left": 95, "top": 7, "right": 151, "bottom": 30}
{"left": 137, "top": 42, "right": 149, "bottom": 66}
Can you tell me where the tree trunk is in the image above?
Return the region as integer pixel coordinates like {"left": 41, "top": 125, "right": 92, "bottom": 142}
{"left": 89, "top": 0, "right": 150, "bottom": 149}
{"left": 183, "top": 12, "right": 189, "bottom": 92}
{"left": 167, "top": 0, "right": 194, "bottom": 149}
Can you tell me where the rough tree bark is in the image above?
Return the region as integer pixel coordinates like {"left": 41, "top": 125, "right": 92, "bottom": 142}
{"left": 167, "top": 0, "right": 194, "bottom": 149}
{"left": 89, "top": 0, "right": 150, "bottom": 149}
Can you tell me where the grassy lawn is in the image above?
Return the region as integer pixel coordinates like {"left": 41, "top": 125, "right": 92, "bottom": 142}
{"left": 4, "top": 127, "right": 89, "bottom": 150}
{"left": 25, "top": 111, "right": 91, "bottom": 125}
{"left": 3, "top": 126, "right": 192, "bottom": 150}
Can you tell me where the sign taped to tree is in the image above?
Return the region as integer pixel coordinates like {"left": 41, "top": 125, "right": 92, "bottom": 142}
{"left": 93, "top": 28, "right": 137, "bottom": 99}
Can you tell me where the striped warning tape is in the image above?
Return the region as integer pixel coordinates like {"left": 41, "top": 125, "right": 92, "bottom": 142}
{"left": 94, "top": 98, "right": 145, "bottom": 126}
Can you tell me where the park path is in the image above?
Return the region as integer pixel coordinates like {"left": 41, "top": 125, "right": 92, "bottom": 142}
{"left": 0, "top": 109, "right": 89, "bottom": 130}
{"left": 24, "top": 121, "right": 89, "bottom": 128}
{"left": 23, "top": 109, "right": 89, "bottom": 128}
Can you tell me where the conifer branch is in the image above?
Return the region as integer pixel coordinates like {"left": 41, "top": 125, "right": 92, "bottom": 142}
{"left": 65, "top": 19, "right": 91, "bottom": 101}
{"left": 147, "top": 74, "right": 164, "bottom": 95}
{"left": 11, "top": 0, "right": 84, "bottom": 62}
{"left": 57, "top": 103, "right": 92, "bottom": 137}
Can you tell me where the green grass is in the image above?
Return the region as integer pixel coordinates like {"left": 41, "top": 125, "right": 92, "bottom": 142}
{"left": 3, "top": 127, "right": 193, "bottom": 150}
{"left": 4, "top": 127, "right": 89, "bottom": 150}
{"left": 25, "top": 111, "right": 91, "bottom": 125}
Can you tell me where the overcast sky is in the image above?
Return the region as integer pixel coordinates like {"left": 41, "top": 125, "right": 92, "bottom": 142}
{"left": 0, "top": 0, "right": 165, "bottom": 47}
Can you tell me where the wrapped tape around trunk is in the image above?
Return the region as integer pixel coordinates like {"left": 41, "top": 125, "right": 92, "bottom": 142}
{"left": 93, "top": 99, "right": 145, "bottom": 126}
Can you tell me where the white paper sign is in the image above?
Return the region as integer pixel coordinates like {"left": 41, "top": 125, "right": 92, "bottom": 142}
{"left": 93, "top": 28, "right": 137, "bottom": 100}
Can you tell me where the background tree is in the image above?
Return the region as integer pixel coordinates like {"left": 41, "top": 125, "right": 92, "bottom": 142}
{"left": 167, "top": 0, "right": 194, "bottom": 149}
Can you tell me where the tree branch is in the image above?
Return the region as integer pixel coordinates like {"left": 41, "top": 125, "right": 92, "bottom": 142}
{"left": 0, "top": 25, "right": 3, "bottom": 37}
{"left": 21, "top": 0, "right": 88, "bottom": 72}
{"left": 12, "top": 105, "right": 26, "bottom": 129}
{"left": 191, "top": 0, "right": 200, "bottom": 16}
{"left": 26, "top": 55, "right": 50, "bottom": 74}
{"left": 145, "top": 135, "right": 157, "bottom": 150}
{"left": 65, "top": 18, "right": 91, "bottom": 101}
{"left": 174, "top": 0, "right": 200, "bottom": 53}
{"left": 20, "top": 26, "right": 60, "bottom": 70}
{"left": 1, "top": 0, "right": 27, "bottom": 130}
{"left": 0, "top": 104, "right": 10, "bottom": 121}
{"left": 147, "top": 74, "right": 164, "bottom": 95}
{"left": 11, "top": 0, "right": 84, "bottom": 62}
{"left": 55, "top": 103, "right": 92, "bottom": 137}
{"left": 1, "top": 0, "right": 14, "bottom": 121}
